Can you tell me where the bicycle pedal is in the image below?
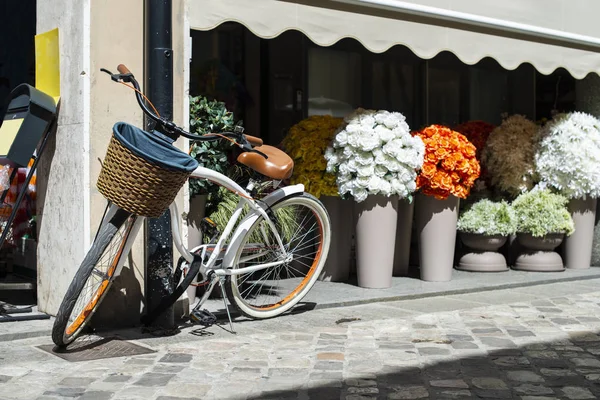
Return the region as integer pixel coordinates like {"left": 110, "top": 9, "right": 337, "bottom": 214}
{"left": 190, "top": 308, "right": 217, "bottom": 327}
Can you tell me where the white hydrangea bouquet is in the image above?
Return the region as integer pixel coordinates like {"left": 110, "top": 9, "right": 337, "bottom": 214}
{"left": 535, "top": 112, "right": 600, "bottom": 199}
{"left": 324, "top": 108, "right": 425, "bottom": 203}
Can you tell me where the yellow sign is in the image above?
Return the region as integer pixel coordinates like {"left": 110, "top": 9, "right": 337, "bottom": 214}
{"left": 35, "top": 28, "right": 60, "bottom": 102}
{"left": 0, "top": 119, "right": 24, "bottom": 156}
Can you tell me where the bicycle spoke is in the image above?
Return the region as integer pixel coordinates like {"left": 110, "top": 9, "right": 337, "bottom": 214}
{"left": 230, "top": 196, "right": 326, "bottom": 312}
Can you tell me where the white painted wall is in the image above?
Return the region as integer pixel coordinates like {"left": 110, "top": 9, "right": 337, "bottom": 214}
{"left": 36, "top": 0, "right": 90, "bottom": 315}
{"left": 36, "top": 0, "right": 188, "bottom": 325}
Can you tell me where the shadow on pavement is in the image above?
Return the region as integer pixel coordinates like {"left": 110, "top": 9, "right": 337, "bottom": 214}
{"left": 248, "top": 331, "right": 600, "bottom": 400}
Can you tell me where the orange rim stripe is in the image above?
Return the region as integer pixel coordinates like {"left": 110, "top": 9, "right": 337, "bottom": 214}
{"left": 65, "top": 221, "right": 133, "bottom": 336}
{"left": 254, "top": 210, "right": 324, "bottom": 311}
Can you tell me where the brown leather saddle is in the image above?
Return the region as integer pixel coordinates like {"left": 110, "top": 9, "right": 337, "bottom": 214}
{"left": 237, "top": 145, "right": 294, "bottom": 180}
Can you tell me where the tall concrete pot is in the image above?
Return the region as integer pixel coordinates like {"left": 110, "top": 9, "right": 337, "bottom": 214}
{"left": 185, "top": 194, "right": 208, "bottom": 305}
{"left": 415, "top": 194, "right": 459, "bottom": 282}
{"left": 564, "top": 197, "right": 597, "bottom": 269}
{"left": 393, "top": 198, "right": 414, "bottom": 276}
{"left": 319, "top": 196, "right": 353, "bottom": 282}
{"left": 355, "top": 194, "right": 398, "bottom": 288}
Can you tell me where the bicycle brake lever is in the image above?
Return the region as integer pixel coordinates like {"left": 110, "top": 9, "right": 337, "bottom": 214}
{"left": 100, "top": 68, "right": 122, "bottom": 83}
{"left": 100, "top": 68, "right": 133, "bottom": 83}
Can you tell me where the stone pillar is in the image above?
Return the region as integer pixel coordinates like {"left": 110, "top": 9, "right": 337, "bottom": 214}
{"left": 575, "top": 73, "right": 600, "bottom": 266}
{"left": 36, "top": 0, "right": 187, "bottom": 324}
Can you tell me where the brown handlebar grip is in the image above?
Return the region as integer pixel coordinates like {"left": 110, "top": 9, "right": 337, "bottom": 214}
{"left": 245, "top": 134, "right": 263, "bottom": 147}
{"left": 117, "top": 64, "right": 131, "bottom": 74}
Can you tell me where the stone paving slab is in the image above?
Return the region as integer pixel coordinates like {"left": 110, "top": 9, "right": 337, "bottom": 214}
{"left": 3, "top": 268, "right": 600, "bottom": 343}
{"left": 202, "top": 267, "right": 600, "bottom": 314}
{"left": 3, "top": 280, "right": 600, "bottom": 398}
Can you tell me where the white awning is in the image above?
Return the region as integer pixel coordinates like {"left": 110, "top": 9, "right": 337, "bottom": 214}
{"left": 188, "top": 0, "right": 600, "bottom": 79}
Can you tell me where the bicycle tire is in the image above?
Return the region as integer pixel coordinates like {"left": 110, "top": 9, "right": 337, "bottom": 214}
{"left": 52, "top": 208, "right": 135, "bottom": 347}
{"left": 225, "top": 193, "right": 331, "bottom": 319}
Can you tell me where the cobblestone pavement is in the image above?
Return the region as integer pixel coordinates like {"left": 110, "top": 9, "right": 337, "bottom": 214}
{"left": 4, "top": 280, "right": 600, "bottom": 399}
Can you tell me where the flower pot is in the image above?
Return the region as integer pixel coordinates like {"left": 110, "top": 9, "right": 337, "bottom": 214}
{"left": 415, "top": 194, "right": 459, "bottom": 282}
{"left": 514, "top": 233, "right": 565, "bottom": 272}
{"left": 319, "top": 196, "right": 353, "bottom": 282}
{"left": 187, "top": 194, "right": 208, "bottom": 249}
{"left": 564, "top": 197, "right": 597, "bottom": 269}
{"left": 456, "top": 233, "right": 508, "bottom": 272}
{"left": 355, "top": 194, "right": 398, "bottom": 288}
{"left": 186, "top": 194, "right": 208, "bottom": 305}
{"left": 393, "top": 198, "right": 414, "bottom": 276}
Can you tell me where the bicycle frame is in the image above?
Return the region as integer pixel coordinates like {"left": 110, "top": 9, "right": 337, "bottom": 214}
{"left": 109, "top": 164, "right": 305, "bottom": 284}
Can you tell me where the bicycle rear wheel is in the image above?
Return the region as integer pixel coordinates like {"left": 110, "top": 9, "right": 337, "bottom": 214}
{"left": 225, "top": 193, "right": 331, "bottom": 319}
{"left": 52, "top": 208, "right": 136, "bottom": 347}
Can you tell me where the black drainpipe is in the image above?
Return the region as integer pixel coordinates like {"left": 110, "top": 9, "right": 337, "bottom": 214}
{"left": 143, "top": 0, "right": 175, "bottom": 329}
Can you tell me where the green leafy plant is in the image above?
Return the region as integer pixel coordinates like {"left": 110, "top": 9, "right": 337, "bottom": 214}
{"left": 512, "top": 188, "right": 575, "bottom": 237}
{"left": 457, "top": 199, "right": 517, "bottom": 236}
{"left": 189, "top": 95, "right": 238, "bottom": 196}
{"left": 205, "top": 187, "right": 296, "bottom": 244}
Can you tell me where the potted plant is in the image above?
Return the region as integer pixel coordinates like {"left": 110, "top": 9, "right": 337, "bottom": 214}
{"left": 482, "top": 114, "right": 540, "bottom": 265}
{"left": 282, "top": 115, "right": 352, "bottom": 282}
{"left": 482, "top": 115, "right": 540, "bottom": 197}
{"left": 413, "top": 125, "right": 480, "bottom": 282}
{"left": 454, "top": 120, "right": 495, "bottom": 190}
{"left": 456, "top": 199, "right": 517, "bottom": 272}
{"left": 325, "top": 108, "right": 425, "bottom": 288}
{"left": 535, "top": 112, "right": 600, "bottom": 269}
{"left": 511, "top": 188, "right": 575, "bottom": 272}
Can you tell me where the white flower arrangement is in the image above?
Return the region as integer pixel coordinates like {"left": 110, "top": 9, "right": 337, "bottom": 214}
{"left": 457, "top": 199, "right": 517, "bottom": 236}
{"left": 325, "top": 108, "right": 425, "bottom": 203}
{"left": 482, "top": 115, "right": 539, "bottom": 197}
{"left": 535, "top": 112, "right": 600, "bottom": 199}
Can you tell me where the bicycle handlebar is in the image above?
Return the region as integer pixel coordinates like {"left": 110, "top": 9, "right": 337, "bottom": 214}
{"left": 101, "top": 65, "right": 260, "bottom": 152}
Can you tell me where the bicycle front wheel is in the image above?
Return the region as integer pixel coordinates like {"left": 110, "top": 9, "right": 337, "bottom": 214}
{"left": 226, "top": 193, "right": 331, "bottom": 319}
{"left": 52, "top": 208, "right": 136, "bottom": 347}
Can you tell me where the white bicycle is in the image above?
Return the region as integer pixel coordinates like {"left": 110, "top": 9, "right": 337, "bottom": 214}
{"left": 51, "top": 64, "right": 331, "bottom": 348}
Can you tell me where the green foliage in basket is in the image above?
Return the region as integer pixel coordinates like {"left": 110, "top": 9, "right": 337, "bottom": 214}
{"left": 189, "top": 95, "right": 238, "bottom": 196}
{"left": 511, "top": 188, "right": 575, "bottom": 237}
{"left": 205, "top": 187, "right": 297, "bottom": 244}
{"left": 457, "top": 199, "right": 517, "bottom": 236}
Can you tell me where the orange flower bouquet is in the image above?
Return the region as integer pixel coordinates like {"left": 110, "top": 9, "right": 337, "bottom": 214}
{"left": 453, "top": 120, "right": 495, "bottom": 161}
{"left": 414, "top": 125, "right": 481, "bottom": 200}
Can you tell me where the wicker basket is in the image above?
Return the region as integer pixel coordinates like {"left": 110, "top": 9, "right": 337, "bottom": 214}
{"left": 97, "top": 130, "right": 193, "bottom": 218}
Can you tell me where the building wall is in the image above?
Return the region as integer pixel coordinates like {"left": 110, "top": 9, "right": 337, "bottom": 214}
{"left": 36, "top": 0, "right": 90, "bottom": 314}
{"left": 36, "top": 0, "right": 188, "bottom": 323}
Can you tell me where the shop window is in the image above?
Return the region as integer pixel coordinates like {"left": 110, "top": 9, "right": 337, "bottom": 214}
{"left": 536, "top": 68, "right": 576, "bottom": 120}
{"left": 307, "top": 46, "right": 360, "bottom": 118}
{"left": 468, "top": 61, "right": 509, "bottom": 125}
{"left": 371, "top": 59, "right": 417, "bottom": 125}
{"left": 428, "top": 66, "right": 461, "bottom": 126}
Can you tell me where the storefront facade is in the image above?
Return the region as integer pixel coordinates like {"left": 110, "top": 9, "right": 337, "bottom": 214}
{"left": 31, "top": 0, "right": 600, "bottom": 323}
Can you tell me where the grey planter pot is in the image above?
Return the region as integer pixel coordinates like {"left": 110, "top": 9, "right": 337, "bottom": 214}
{"left": 187, "top": 194, "right": 208, "bottom": 249}
{"left": 355, "top": 194, "right": 399, "bottom": 288}
{"left": 514, "top": 232, "right": 565, "bottom": 272}
{"left": 393, "top": 198, "right": 414, "bottom": 276}
{"left": 415, "top": 194, "right": 459, "bottom": 282}
{"left": 456, "top": 233, "right": 508, "bottom": 272}
{"left": 186, "top": 194, "right": 208, "bottom": 304}
{"left": 564, "top": 197, "right": 597, "bottom": 269}
{"left": 319, "top": 196, "right": 353, "bottom": 282}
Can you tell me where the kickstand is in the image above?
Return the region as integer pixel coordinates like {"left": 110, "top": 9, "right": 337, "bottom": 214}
{"left": 218, "top": 276, "right": 236, "bottom": 334}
